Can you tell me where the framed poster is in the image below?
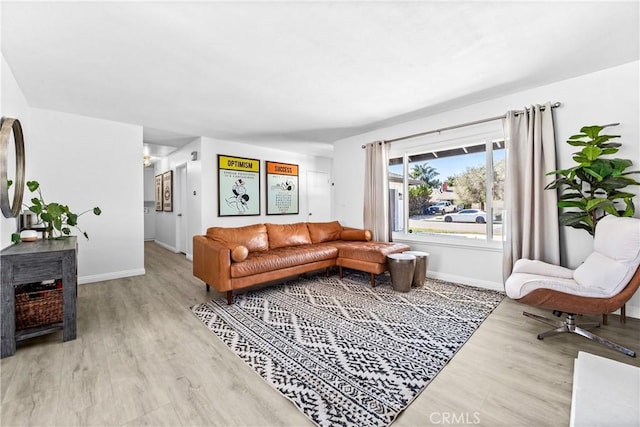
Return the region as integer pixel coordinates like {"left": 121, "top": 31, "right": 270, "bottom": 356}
{"left": 154, "top": 174, "right": 163, "bottom": 211}
{"left": 218, "top": 155, "right": 260, "bottom": 216}
{"left": 162, "top": 170, "right": 173, "bottom": 212}
{"left": 266, "top": 161, "right": 299, "bottom": 215}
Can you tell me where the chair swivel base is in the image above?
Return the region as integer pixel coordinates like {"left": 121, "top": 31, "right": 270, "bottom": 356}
{"left": 523, "top": 311, "right": 636, "bottom": 358}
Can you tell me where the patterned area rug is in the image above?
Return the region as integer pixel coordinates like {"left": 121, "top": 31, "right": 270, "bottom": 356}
{"left": 192, "top": 273, "right": 504, "bottom": 427}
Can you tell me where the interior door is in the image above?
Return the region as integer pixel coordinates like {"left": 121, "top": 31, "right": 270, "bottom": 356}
{"left": 306, "top": 170, "right": 331, "bottom": 222}
{"left": 176, "top": 164, "right": 188, "bottom": 254}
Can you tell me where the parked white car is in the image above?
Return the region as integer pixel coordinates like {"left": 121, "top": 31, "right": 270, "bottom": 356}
{"left": 443, "top": 209, "right": 487, "bottom": 223}
{"left": 428, "top": 201, "right": 457, "bottom": 214}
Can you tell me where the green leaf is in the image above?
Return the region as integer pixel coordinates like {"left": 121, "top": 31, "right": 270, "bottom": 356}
{"left": 559, "top": 211, "right": 589, "bottom": 225}
{"left": 558, "top": 200, "right": 587, "bottom": 209}
{"left": 592, "top": 135, "right": 620, "bottom": 145}
{"left": 566, "top": 139, "right": 588, "bottom": 147}
{"left": 26, "top": 181, "right": 39, "bottom": 192}
{"left": 67, "top": 212, "right": 78, "bottom": 226}
{"left": 31, "top": 197, "right": 41, "bottom": 206}
{"left": 607, "top": 191, "right": 636, "bottom": 200}
{"left": 83, "top": 231, "right": 89, "bottom": 239}
{"left": 588, "top": 159, "right": 614, "bottom": 179}
{"left": 622, "top": 198, "right": 635, "bottom": 217}
{"left": 600, "top": 176, "right": 640, "bottom": 190}
{"left": 7, "top": 179, "right": 13, "bottom": 188}
{"left": 582, "top": 167, "right": 603, "bottom": 182}
{"left": 610, "top": 158, "right": 633, "bottom": 172}
{"left": 62, "top": 227, "right": 71, "bottom": 235}
{"left": 568, "top": 133, "right": 587, "bottom": 140}
{"left": 41, "top": 212, "right": 52, "bottom": 222}
{"left": 546, "top": 168, "right": 573, "bottom": 176}
{"left": 603, "top": 204, "right": 620, "bottom": 216}
{"left": 11, "top": 233, "right": 21, "bottom": 244}
{"left": 582, "top": 146, "right": 603, "bottom": 161}
{"left": 93, "top": 207, "right": 102, "bottom": 215}
{"left": 559, "top": 192, "right": 584, "bottom": 200}
{"left": 586, "top": 198, "right": 614, "bottom": 212}
{"left": 580, "top": 125, "right": 603, "bottom": 139}
{"left": 47, "top": 203, "right": 63, "bottom": 217}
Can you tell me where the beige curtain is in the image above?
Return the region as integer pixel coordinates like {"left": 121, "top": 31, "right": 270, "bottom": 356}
{"left": 503, "top": 103, "right": 560, "bottom": 280}
{"left": 363, "top": 141, "right": 390, "bottom": 242}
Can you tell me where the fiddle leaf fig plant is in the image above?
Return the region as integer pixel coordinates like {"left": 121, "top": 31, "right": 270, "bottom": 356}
{"left": 545, "top": 123, "right": 640, "bottom": 235}
{"left": 24, "top": 180, "right": 101, "bottom": 240}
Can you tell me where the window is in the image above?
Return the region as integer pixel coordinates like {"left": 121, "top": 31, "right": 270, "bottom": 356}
{"left": 388, "top": 129, "right": 505, "bottom": 243}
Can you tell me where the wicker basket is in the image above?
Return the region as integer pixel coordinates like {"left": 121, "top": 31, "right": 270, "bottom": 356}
{"left": 15, "top": 283, "right": 63, "bottom": 330}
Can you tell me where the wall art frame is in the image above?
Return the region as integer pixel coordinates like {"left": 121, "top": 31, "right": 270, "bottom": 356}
{"left": 266, "top": 161, "right": 299, "bottom": 215}
{"left": 218, "top": 154, "right": 260, "bottom": 216}
{"left": 154, "top": 174, "right": 163, "bottom": 211}
{"left": 162, "top": 170, "right": 173, "bottom": 212}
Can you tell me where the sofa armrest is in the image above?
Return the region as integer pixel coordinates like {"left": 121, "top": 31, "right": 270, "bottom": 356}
{"left": 193, "top": 235, "right": 233, "bottom": 291}
{"left": 341, "top": 227, "right": 373, "bottom": 241}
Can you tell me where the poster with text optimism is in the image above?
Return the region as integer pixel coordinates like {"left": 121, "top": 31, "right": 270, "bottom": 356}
{"left": 218, "top": 155, "right": 261, "bottom": 216}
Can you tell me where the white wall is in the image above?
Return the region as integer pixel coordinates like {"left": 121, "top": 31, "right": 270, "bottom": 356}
{"left": 0, "top": 54, "right": 30, "bottom": 249}
{"left": 199, "top": 136, "right": 333, "bottom": 230}
{"left": 28, "top": 108, "right": 145, "bottom": 283}
{"left": 333, "top": 61, "right": 640, "bottom": 316}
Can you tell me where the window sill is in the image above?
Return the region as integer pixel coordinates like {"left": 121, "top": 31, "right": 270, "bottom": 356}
{"left": 392, "top": 232, "right": 503, "bottom": 252}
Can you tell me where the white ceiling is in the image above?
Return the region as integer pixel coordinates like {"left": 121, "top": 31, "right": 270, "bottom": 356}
{"left": 2, "top": 1, "right": 639, "bottom": 158}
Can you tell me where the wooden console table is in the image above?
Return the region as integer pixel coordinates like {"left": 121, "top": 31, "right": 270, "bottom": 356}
{"left": 1, "top": 237, "right": 77, "bottom": 358}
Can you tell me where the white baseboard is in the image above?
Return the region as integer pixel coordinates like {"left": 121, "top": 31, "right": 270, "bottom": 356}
{"left": 79, "top": 268, "right": 146, "bottom": 285}
{"left": 153, "top": 240, "right": 178, "bottom": 253}
{"left": 185, "top": 253, "right": 193, "bottom": 261}
{"left": 427, "top": 271, "right": 504, "bottom": 292}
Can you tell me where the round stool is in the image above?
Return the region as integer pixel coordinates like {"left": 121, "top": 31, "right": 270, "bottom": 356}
{"left": 387, "top": 253, "right": 416, "bottom": 292}
{"left": 403, "top": 251, "right": 429, "bottom": 287}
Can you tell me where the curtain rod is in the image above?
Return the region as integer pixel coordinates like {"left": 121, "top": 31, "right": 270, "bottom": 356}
{"left": 361, "top": 102, "right": 561, "bottom": 148}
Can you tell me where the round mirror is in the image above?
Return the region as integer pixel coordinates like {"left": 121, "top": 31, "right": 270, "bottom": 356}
{"left": 0, "top": 117, "right": 26, "bottom": 218}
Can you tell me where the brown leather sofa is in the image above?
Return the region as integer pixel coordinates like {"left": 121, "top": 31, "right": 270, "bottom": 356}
{"left": 193, "top": 221, "right": 410, "bottom": 303}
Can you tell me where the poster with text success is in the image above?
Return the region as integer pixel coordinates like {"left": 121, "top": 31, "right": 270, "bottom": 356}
{"left": 266, "top": 161, "right": 299, "bottom": 215}
{"left": 218, "top": 155, "right": 261, "bottom": 216}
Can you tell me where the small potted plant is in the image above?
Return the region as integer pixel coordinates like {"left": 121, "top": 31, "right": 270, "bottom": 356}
{"left": 11, "top": 180, "right": 101, "bottom": 242}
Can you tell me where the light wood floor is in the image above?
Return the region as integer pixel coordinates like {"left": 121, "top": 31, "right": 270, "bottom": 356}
{"left": 2, "top": 242, "right": 639, "bottom": 426}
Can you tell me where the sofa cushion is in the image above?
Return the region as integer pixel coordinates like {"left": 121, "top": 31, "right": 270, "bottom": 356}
{"left": 216, "top": 241, "right": 249, "bottom": 262}
{"left": 230, "top": 245, "right": 338, "bottom": 278}
{"left": 341, "top": 228, "right": 372, "bottom": 241}
{"left": 207, "top": 224, "right": 269, "bottom": 252}
{"left": 307, "top": 221, "right": 343, "bottom": 243}
{"left": 593, "top": 215, "right": 640, "bottom": 262}
{"left": 573, "top": 252, "right": 631, "bottom": 297}
{"left": 266, "top": 222, "right": 312, "bottom": 249}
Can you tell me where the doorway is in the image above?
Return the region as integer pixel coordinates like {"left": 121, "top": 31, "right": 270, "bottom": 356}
{"left": 175, "top": 163, "right": 188, "bottom": 254}
{"left": 306, "top": 170, "right": 331, "bottom": 222}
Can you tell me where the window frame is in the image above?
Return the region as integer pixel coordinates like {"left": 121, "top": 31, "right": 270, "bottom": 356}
{"left": 388, "top": 125, "right": 505, "bottom": 249}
